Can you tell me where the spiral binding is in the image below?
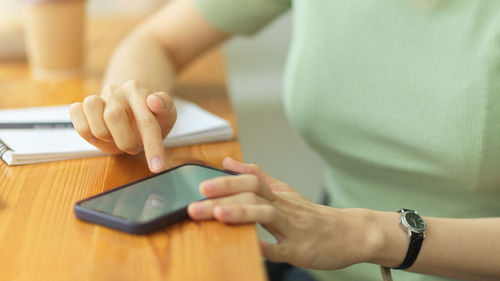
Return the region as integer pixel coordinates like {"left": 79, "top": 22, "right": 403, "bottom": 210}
{"left": 0, "top": 139, "right": 13, "bottom": 158}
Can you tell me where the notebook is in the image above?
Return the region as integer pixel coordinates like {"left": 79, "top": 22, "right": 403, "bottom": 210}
{"left": 0, "top": 98, "right": 234, "bottom": 165}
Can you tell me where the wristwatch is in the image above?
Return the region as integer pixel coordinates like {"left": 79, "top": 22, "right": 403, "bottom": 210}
{"left": 394, "top": 208, "right": 426, "bottom": 270}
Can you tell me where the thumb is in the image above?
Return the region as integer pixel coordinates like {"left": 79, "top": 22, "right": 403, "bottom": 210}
{"left": 259, "top": 241, "right": 288, "bottom": 264}
{"left": 146, "top": 92, "right": 177, "bottom": 138}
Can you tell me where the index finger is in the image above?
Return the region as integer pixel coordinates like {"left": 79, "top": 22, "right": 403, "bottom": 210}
{"left": 200, "top": 174, "right": 277, "bottom": 202}
{"left": 129, "top": 97, "right": 166, "bottom": 173}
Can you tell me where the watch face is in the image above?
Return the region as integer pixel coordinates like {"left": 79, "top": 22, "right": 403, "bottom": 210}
{"left": 404, "top": 212, "right": 425, "bottom": 231}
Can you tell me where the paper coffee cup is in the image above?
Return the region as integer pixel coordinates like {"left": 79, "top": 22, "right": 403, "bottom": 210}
{"left": 23, "top": 0, "right": 85, "bottom": 81}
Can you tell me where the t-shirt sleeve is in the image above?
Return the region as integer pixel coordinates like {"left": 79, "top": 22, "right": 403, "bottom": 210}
{"left": 194, "top": 0, "right": 291, "bottom": 35}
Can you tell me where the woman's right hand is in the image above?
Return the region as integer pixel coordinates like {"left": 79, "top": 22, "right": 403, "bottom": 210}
{"left": 69, "top": 80, "right": 177, "bottom": 172}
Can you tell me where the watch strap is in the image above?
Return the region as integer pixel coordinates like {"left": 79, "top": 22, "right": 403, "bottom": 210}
{"left": 395, "top": 228, "right": 424, "bottom": 270}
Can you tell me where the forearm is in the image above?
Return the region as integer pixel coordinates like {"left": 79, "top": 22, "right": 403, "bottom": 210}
{"left": 102, "top": 29, "right": 176, "bottom": 93}
{"left": 102, "top": 0, "right": 229, "bottom": 93}
{"left": 358, "top": 209, "right": 500, "bottom": 280}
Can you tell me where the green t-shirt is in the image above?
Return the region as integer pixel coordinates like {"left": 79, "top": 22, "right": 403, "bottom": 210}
{"left": 194, "top": 0, "right": 500, "bottom": 280}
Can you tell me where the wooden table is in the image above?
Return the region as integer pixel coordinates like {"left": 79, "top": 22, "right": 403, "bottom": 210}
{"left": 0, "top": 18, "right": 266, "bottom": 281}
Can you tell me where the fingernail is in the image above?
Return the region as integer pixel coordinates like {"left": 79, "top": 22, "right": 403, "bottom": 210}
{"left": 201, "top": 181, "right": 215, "bottom": 194}
{"left": 150, "top": 156, "right": 164, "bottom": 172}
{"left": 215, "top": 206, "right": 230, "bottom": 218}
{"left": 152, "top": 94, "right": 165, "bottom": 109}
{"left": 225, "top": 157, "right": 237, "bottom": 163}
{"left": 157, "top": 96, "right": 166, "bottom": 109}
{"left": 192, "top": 202, "right": 206, "bottom": 215}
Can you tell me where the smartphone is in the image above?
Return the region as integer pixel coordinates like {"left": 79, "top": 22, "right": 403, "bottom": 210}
{"left": 74, "top": 163, "right": 237, "bottom": 234}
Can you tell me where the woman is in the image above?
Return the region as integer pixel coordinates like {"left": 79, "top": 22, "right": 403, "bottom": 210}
{"left": 69, "top": 0, "right": 500, "bottom": 280}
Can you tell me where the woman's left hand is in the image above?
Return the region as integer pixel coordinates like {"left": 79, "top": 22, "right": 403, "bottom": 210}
{"left": 188, "top": 157, "right": 371, "bottom": 270}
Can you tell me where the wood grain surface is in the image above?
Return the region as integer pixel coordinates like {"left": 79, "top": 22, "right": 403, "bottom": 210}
{"left": 0, "top": 17, "right": 266, "bottom": 281}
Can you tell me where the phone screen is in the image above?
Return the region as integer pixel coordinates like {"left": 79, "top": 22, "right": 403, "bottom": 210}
{"left": 78, "top": 164, "right": 233, "bottom": 223}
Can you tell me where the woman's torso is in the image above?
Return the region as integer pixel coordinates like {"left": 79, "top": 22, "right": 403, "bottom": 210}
{"left": 284, "top": 1, "right": 500, "bottom": 280}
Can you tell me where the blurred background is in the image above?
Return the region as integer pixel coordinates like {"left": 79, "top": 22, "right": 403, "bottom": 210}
{"left": 0, "top": 0, "right": 324, "bottom": 235}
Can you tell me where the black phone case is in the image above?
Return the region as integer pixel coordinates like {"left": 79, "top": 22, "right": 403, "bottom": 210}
{"left": 74, "top": 163, "right": 238, "bottom": 235}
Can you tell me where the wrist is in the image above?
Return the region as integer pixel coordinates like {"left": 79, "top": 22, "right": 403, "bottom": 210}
{"left": 103, "top": 31, "right": 176, "bottom": 93}
{"left": 347, "top": 209, "right": 408, "bottom": 267}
